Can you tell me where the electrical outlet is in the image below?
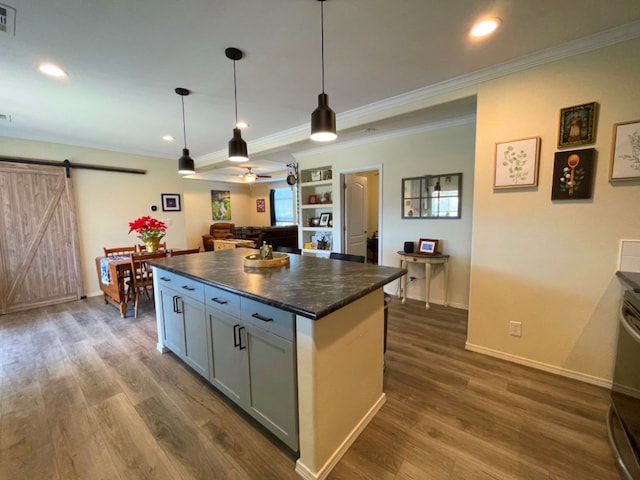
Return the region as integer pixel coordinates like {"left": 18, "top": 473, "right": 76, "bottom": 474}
{"left": 509, "top": 321, "right": 522, "bottom": 337}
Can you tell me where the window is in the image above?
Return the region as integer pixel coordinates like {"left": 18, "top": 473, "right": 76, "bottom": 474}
{"left": 273, "top": 187, "right": 295, "bottom": 226}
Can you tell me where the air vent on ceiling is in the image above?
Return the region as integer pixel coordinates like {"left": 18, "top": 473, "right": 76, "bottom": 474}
{"left": 0, "top": 3, "right": 17, "bottom": 36}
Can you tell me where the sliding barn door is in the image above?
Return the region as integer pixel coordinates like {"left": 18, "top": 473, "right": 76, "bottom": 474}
{"left": 0, "top": 162, "right": 83, "bottom": 314}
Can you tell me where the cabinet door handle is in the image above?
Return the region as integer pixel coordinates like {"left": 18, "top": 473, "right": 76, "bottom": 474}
{"left": 233, "top": 324, "right": 240, "bottom": 347}
{"left": 181, "top": 285, "right": 196, "bottom": 291}
{"left": 211, "top": 297, "right": 228, "bottom": 305}
{"left": 172, "top": 295, "right": 178, "bottom": 313}
{"left": 238, "top": 326, "right": 246, "bottom": 350}
{"left": 175, "top": 297, "right": 183, "bottom": 314}
{"left": 251, "top": 313, "right": 273, "bottom": 323}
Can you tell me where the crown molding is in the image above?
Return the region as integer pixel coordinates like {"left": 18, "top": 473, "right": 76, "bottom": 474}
{"left": 197, "top": 20, "right": 640, "bottom": 166}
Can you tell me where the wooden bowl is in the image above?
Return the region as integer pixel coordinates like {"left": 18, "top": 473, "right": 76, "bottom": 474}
{"left": 243, "top": 252, "right": 290, "bottom": 268}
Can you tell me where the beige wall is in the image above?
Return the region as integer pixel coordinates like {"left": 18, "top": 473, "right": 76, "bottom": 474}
{"left": 467, "top": 38, "right": 640, "bottom": 384}
{"left": 295, "top": 120, "right": 476, "bottom": 309}
{"left": 0, "top": 137, "right": 187, "bottom": 297}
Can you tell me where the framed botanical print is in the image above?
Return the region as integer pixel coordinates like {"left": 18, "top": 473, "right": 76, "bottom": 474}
{"left": 494, "top": 137, "right": 541, "bottom": 189}
{"left": 610, "top": 120, "right": 640, "bottom": 181}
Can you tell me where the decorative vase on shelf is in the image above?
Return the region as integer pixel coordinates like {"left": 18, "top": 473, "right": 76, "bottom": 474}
{"left": 144, "top": 237, "right": 161, "bottom": 252}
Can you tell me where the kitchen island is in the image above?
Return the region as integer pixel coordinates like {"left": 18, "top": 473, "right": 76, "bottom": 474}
{"left": 150, "top": 248, "right": 405, "bottom": 480}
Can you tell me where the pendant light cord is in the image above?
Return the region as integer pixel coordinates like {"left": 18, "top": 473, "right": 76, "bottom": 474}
{"left": 233, "top": 59, "right": 239, "bottom": 125}
{"left": 181, "top": 95, "right": 188, "bottom": 150}
{"left": 320, "top": 0, "right": 325, "bottom": 94}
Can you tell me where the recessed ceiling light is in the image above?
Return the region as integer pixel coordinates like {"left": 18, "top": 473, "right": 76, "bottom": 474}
{"left": 236, "top": 121, "right": 248, "bottom": 129}
{"left": 38, "top": 63, "right": 68, "bottom": 78}
{"left": 162, "top": 135, "right": 175, "bottom": 142}
{"left": 470, "top": 18, "right": 502, "bottom": 38}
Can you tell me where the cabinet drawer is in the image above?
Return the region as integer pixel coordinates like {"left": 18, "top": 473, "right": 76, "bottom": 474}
{"left": 155, "top": 269, "right": 203, "bottom": 302}
{"left": 241, "top": 298, "right": 295, "bottom": 341}
{"left": 205, "top": 285, "right": 240, "bottom": 317}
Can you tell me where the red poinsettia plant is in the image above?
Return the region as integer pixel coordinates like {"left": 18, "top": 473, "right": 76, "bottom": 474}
{"left": 128, "top": 216, "right": 167, "bottom": 242}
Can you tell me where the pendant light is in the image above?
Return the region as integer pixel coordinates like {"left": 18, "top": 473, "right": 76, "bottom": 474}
{"left": 310, "top": 0, "right": 336, "bottom": 142}
{"left": 175, "top": 87, "right": 195, "bottom": 175}
{"left": 226, "top": 47, "right": 249, "bottom": 162}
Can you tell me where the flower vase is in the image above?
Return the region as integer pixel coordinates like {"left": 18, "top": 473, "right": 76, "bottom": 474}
{"left": 144, "top": 237, "right": 160, "bottom": 252}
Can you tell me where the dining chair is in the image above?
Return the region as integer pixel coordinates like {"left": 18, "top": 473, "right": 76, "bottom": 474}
{"left": 275, "top": 245, "right": 302, "bottom": 255}
{"left": 168, "top": 247, "right": 201, "bottom": 256}
{"left": 128, "top": 251, "right": 166, "bottom": 318}
{"left": 328, "top": 252, "right": 366, "bottom": 263}
{"left": 138, "top": 242, "right": 167, "bottom": 252}
{"left": 104, "top": 246, "right": 137, "bottom": 257}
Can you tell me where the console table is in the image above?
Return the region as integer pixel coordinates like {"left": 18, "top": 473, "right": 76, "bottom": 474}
{"left": 397, "top": 251, "right": 449, "bottom": 310}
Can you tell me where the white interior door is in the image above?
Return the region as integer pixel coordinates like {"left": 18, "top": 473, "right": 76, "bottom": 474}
{"left": 344, "top": 174, "right": 368, "bottom": 258}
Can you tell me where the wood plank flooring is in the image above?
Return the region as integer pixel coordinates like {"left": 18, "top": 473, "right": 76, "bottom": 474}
{"left": 0, "top": 296, "right": 621, "bottom": 479}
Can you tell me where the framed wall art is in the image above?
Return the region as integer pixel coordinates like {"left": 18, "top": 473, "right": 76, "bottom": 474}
{"left": 494, "top": 137, "right": 541, "bottom": 189}
{"left": 418, "top": 238, "right": 439, "bottom": 255}
{"left": 256, "top": 198, "right": 266, "bottom": 212}
{"left": 551, "top": 148, "right": 596, "bottom": 200}
{"left": 558, "top": 102, "right": 598, "bottom": 148}
{"left": 610, "top": 119, "right": 640, "bottom": 181}
{"left": 161, "top": 193, "right": 181, "bottom": 212}
{"left": 211, "top": 190, "right": 231, "bottom": 220}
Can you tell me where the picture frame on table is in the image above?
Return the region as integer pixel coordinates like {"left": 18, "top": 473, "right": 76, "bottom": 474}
{"left": 609, "top": 119, "right": 640, "bottom": 181}
{"left": 161, "top": 193, "right": 181, "bottom": 212}
{"left": 494, "top": 137, "right": 541, "bottom": 189}
{"left": 319, "top": 212, "right": 332, "bottom": 227}
{"left": 558, "top": 102, "right": 598, "bottom": 148}
{"left": 418, "top": 238, "right": 439, "bottom": 255}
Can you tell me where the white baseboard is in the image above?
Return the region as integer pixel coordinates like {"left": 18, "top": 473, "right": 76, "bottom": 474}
{"left": 465, "top": 342, "right": 612, "bottom": 389}
{"left": 295, "top": 393, "right": 386, "bottom": 480}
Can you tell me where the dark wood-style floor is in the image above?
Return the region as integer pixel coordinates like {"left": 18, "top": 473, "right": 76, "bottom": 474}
{"left": 0, "top": 295, "right": 621, "bottom": 480}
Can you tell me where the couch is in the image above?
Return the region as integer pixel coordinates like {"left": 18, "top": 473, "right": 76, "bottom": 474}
{"left": 202, "top": 222, "right": 235, "bottom": 251}
{"left": 243, "top": 225, "right": 299, "bottom": 250}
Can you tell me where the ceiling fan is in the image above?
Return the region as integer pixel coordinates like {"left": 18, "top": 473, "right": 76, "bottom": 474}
{"left": 240, "top": 166, "right": 272, "bottom": 183}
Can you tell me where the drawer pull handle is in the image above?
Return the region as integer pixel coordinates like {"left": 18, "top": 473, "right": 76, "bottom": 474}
{"left": 251, "top": 313, "right": 273, "bottom": 323}
{"left": 211, "top": 297, "right": 228, "bottom": 305}
{"left": 160, "top": 277, "right": 171, "bottom": 281}
{"left": 181, "top": 285, "right": 196, "bottom": 291}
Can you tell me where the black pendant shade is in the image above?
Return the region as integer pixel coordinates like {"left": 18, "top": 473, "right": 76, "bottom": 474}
{"left": 178, "top": 148, "right": 195, "bottom": 174}
{"left": 310, "top": 93, "right": 336, "bottom": 142}
{"left": 226, "top": 47, "right": 249, "bottom": 162}
{"left": 228, "top": 127, "right": 248, "bottom": 162}
{"left": 310, "top": 0, "right": 337, "bottom": 142}
{"left": 175, "top": 87, "right": 195, "bottom": 175}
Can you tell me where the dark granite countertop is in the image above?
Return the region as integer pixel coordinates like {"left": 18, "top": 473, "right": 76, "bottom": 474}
{"left": 617, "top": 271, "right": 640, "bottom": 292}
{"left": 150, "top": 249, "right": 406, "bottom": 320}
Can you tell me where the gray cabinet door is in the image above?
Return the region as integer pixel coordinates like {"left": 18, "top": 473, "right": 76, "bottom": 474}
{"left": 181, "top": 295, "right": 209, "bottom": 379}
{"left": 209, "top": 308, "right": 249, "bottom": 407}
{"left": 159, "top": 286, "right": 185, "bottom": 356}
{"left": 246, "top": 324, "right": 298, "bottom": 451}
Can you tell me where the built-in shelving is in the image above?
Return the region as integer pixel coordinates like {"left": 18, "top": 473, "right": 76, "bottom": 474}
{"left": 298, "top": 166, "right": 334, "bottom": 254}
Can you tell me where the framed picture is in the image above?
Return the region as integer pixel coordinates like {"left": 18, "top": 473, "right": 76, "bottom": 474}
{"left": 558, "top": 102, "right": 598, "bottom": 148}
{"left": 211, "top": 190, "right": 231, "bottom": 220}
{"left": 308, "top": 194, "right": 318, "bottom": 204}
{"left": 494, "top": 137, "right": 541, "bottom": 189}
{"left": 610, "top": 119, "right": 640, "bottom": 181}
{"left": 161, "top": 193, "right": 181, "bottom": 212}
{"left": 256, "top": 198, "right": 266, "bottom": 212}
{"left": 319, "top": 212, "right": 332, "bottom": 227}
{"left": 418, "top": 238, "right": 439, "bottom": 255}
{"left": 551, "top": 148, "right": 596, "bottom": 200}
{"left": 311, "top": 170, "right": 322, "bottom": 182}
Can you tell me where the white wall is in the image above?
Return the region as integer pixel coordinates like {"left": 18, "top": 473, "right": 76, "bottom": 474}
{"left": 295, "top": 120, "right": 476, "bottom": 309}
{"left": 466, "top": 38, "right": 640, "bottom": 385}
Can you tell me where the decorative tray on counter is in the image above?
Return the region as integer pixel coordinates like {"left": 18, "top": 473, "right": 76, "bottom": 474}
{"left": 244, "top": 252, "right": 290, "bottom": 268}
